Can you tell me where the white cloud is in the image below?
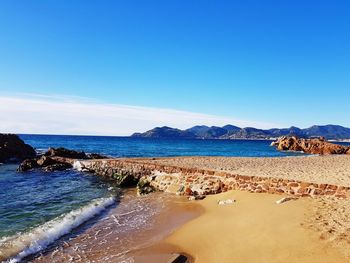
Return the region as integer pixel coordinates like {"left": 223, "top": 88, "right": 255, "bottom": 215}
{"left": 0, "top": 94, "right": 279, "bottom": 135}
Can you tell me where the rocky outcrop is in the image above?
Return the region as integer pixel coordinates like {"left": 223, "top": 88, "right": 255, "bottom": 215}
{"left": 44, "top": 147, "right": 106, "bottom": 159}
{"left": 18, "top": 147, "right": 106, "bottom": 172}
{"left": 0, "top": 134, "right": 36, "bottom": 163}
{"left": 271, "top": 136, "right": 350, "bottom": 155}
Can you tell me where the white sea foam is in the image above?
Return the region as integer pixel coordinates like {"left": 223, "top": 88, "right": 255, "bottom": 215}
{"left": 0, "top": 196, "right": 115, "bottom": 263}
{"left": 73, "top": 161, "right": 83, "bottom": 171}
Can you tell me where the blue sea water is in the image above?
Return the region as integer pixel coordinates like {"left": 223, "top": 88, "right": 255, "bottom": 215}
{"left": 19, "top": 134, "right": 303, "bottom": 158}
{"left": 1, "top": 135, "right": 349, "bottom": 261}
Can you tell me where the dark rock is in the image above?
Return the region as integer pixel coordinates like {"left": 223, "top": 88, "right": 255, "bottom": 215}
{"left": 44, "top": 147, "right": 87, "bottom": 159}
{"left": 43, "top": 163, "right": 72, "bottom": 172}
{"left": 37, "top": 156, "right": 58, "bottom": 167}
{"left": 169, "top": 254, "right": 188, "bottom": 263}
{"left": 111, "top": 172, "right": 138, "bottom": 187}
{"left": 137, "top": 177, "right": 156, "bottom": 195}
{"left": 0, "top": 134, "right": 36, "bottom": 163}
{"left": 17, "top": 159, "right": 40, "bottom": 171}
{"left": 86, "top": 153, "right": 108, "bottom": 159}
{"left": 18, "top": 146, "right": 107, "bottom": 172}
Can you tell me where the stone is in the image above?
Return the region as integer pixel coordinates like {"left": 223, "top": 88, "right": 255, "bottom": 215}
{"left": 0, "top": 134, "right": 36, "bottom": 163}
{"left": 17, "top": 158, "right": 40, "bottom": 171}
{"left": 112, "top": 172, "right": 138, "bottom": 187}
{"left": 184, "top": 187, "right": 193, "bottom": 195}
{"left": 168, "top": 253, "right": 188, "bottom": 263}
{"left": 18, "top": 147, "right": 107, "bottom": 172}
{"left": 45, "top": 147, "right": 87, "bottom": 159}
{"left": 43, "top": 163, "right": 72, "bottom": 172}
{"left": 37, "top": 156, "right": 58, "bottom": 167}
{"left": 326, "top": 185, "right": 338, "bottom": 191}
{"left": 86, "top": 153, "right": 108, "bottom": 159}
{"left": 271, "top": 136, "right": 350, "bottom": 155}
{"left": 275, "top": 197, "right": 298, "bottom": 204}
{"left": 137, "top": 177, "right": 156, "bottom": 195}
{"left": 188, "top": 195, "right": 206, "bottom": 201}
{"left": 218, "top": 199, "right": 235, "bottom": 205}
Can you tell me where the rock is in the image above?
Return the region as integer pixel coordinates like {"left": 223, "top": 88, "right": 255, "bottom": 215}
{"left": 18, "top": 147, "right": 106, "bottom": 172}
{"left": 36, "top": 156, "right": 58, "bottom": 167}
{"left": 112, "top": 172, "right": 138, "bottom": 187}
{"left": 43, "top": 163, "right": 72, "bottom": 172}
{"left": 218, "top": 199, "right": 235, "bottom": 205}
{"left": 86, "top": 153, "right": 108, "bottom": 159}
{"left": 137, "top": 177, "right": 156, "bottom": 195}
{"left": 168, "top": 253, "right": 188, "bottom": 263}
{"left": 188, "top": 195, "right": 206, "bottom": 201}
{"left": 275, "top": 197, "right": 298, "bottom": 204}
{"left": 44, "top": 147, "right": 87, "bottom": 159}
{"left": 271, "top": 136, "right": 350, "bottom": 155}
{"left": 0, "top": 134, "right": 36, "bottom": 163}
{"left": 17, "top": 159, "right": 40, "bottom": 171}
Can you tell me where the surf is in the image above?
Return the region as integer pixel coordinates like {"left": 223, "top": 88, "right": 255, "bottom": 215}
{"left": 0, "top": 196, "right": 116, "bottom": 262}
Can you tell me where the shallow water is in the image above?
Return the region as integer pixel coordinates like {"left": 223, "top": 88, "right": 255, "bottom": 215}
{"left": 27, "top": 190, "right": 199, "bottom": 263}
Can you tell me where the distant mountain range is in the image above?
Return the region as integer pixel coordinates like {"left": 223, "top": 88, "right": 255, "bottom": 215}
{"left": 131, "top": 124, "right": 350, "bottom": 140}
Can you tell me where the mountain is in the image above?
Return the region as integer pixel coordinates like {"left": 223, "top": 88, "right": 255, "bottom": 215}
{"left": 131, "top": 124, "right": 350, "bottom": 140}
{"left": 131, "top": 126, "right": 195, "bottom": 139}
{"left": 302, "top": 125, "right": 350, "bottom": 140}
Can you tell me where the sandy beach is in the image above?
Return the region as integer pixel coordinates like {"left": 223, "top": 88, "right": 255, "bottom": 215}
{"left": 17, "top": 155, "right": 350, "bottom": 262}
{"left": 128, "top": 155, "right": 350, "bottom": 262}
{"left": 135, "top": 190, "right": 348, "bottom": 263}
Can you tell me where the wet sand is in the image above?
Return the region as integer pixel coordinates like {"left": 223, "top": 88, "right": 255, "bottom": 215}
{"left": 28, "top": 190, "right": 201, "bottom": 263}
{"left": 142, "top": 190, "right": 350, "bottom": 262}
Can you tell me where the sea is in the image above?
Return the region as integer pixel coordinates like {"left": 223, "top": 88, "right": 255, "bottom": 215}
{"left": 1, "top": 135, "right": 349, "bottom": 262}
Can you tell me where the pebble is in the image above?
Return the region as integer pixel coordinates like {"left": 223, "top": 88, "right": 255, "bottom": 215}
{"left": 218, "top": 199, "right": 235, "bottom": 205}
{"left": 276, "top": 197, "right": 298, "bottom": 204}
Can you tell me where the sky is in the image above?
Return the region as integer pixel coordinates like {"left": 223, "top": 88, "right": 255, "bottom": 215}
{"left": 0, "top": 0, "right": 349, "bottom": 135}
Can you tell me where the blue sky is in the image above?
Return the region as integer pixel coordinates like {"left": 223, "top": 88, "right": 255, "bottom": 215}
{"left": 0, "top": 1, "right": 350, "bottom": 135}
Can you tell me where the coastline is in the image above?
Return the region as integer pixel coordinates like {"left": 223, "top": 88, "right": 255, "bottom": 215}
{"left": 27, "top": 189, "right": 202, "bottom": 263}
{"left": 3, "top": 154, "right": 350, "bottom": 262}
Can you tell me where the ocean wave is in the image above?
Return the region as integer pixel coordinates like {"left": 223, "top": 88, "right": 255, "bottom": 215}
{"left": 0, "top": 196, "right": 116, "bottom": 263}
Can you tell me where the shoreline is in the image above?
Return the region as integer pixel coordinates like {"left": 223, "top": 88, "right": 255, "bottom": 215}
{"left": 27, "top": 189, "right": 202, "bottom": 263}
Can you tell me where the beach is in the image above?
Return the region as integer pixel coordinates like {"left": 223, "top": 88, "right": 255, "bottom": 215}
{"left": 127, "top": 155, "right": 350, "bottom": 262}
{"left": 3, "top": 151, "right": 350, "bottom": 262}
{"left": 144, "top": 190, "right": 349, "bottom": 263}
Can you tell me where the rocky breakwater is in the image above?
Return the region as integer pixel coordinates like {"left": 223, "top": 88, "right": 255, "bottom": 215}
{"left": 271, "top": 136, "right": 350, "bottom": 155}
{"left": 18, "top": 147, "right": 106, "bottom": 172}
{"left": 76, "top": 158, "right": 350, "bottom": 199}
{"left": 0, "top": 134, "right": 36, "bottom": 163}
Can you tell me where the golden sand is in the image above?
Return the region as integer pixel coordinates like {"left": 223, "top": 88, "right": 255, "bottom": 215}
{"left": 158, "top": 190, "right": 349, "bottom": 263}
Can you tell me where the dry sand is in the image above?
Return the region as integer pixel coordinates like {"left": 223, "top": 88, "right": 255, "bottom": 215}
{"left": 128, "top": 155, "right": 350, "bottom": 262}
{"left": 145, "top": 190, "right": 349, "bottom": 263}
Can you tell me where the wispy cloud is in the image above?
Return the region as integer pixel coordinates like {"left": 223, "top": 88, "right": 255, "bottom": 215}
{"left": 0, "top": 94, "right": 280, "bottom": 135}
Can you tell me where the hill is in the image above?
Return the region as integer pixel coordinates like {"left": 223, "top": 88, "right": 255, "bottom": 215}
{"left": 131, "top": 124, "right": 350, "bottom": 140}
